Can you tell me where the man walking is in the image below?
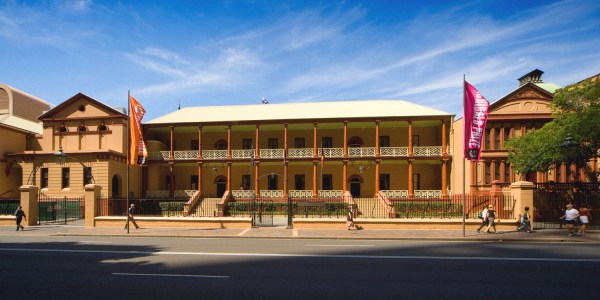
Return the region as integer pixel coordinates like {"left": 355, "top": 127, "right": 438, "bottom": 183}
{"left": 15, "top": 206, "right": 26, "bottom": 231}
{"left": 476, "top": 205, "right": 488, "bottom": 233}
{"left": 124, "top": 203, "right": 140, "bottom": 230}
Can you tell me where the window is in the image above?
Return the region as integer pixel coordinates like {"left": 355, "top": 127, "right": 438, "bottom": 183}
{"left": 494, "top": 161, "right": 501, "bottom": 182}
{"left": 294, "top": 138, "right": 305, "bottom": 148}
{"left": 321, "top": 137, "right": 333, "bottom": 148}
{"left": 215, "top": 140, "right": 227, "bottom": 150}
{"left": 84, "top": 167, "right": 93, "bottom": 185}
{"left": 379, "top": 136, "right": 390, "bottom": 147}
{"left": 268, "top": 138, "right": 278, "bottom": 149}
{"left": 484, "top": 128, "right": 491, "bottom": 149}
{"left": 59, "top": 124, "right": 68, "bottom": 133}
{"left": 191, "top": 175, "right": 198, "bottom": 190}
{"left": 41, "top": 168, "right": 49, "bottom": 189}
{"left": 191, "top": 140, "right": 199, "bottom": 150}
{"left": 348, "top": 137, "right": 363, "bottom": 147}
{"left": 494, "top": 128, "right": 501, "bottom": 149}
{"left": 268, "top": 175, "right": 278, "bottom": 190}
{"left": 98, "top": 123, "right": 108, "bottom": 132}
{"left": 166, "top": 176, "right": 175, "bottom": 190}
{"left": 295, "top": 175, "right": 305, "bottom": 190}
{"left": 379, "top": 174, "right": 390, "bottom": 190}
{"left": 78, "top": 125, "right": 87, "bottom": 132}
{"left": 242, "top": 139, "right": 253, "bottom": 149}
{"left": 485, "top": 162, "right": 491, "bottom": 184}
{"left": 504, "top": 162, "right": 511, "bottom": 183}
{"left": 242, "top": 175, "right": 251, "bottom": 190}
{"left": 61, "top": 168, "right": 70, "bottom": 189}
{"left": 413, "top": 174, "right": 420, "bottom": 190}
{"left": 322, "top": 174, "right": 333, "bottom": 190}
{"left": 412, "top": 135, "right": 420, "bottom": 147}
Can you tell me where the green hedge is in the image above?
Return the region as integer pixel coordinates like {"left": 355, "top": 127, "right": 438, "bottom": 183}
{"left": 394, "top": 202, "right": 463, "bottom": 218}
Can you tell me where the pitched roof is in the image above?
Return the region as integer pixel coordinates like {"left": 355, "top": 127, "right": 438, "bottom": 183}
{"left": 0, "top": 114, "right": 43, "bottom": 134}
{"left": 145, "top": 100, "right": 453, "bottom": 125}
{"left": 38, "top": 92, "right": 126, "bottom": 120}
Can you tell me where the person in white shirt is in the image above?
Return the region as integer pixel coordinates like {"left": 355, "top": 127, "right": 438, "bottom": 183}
{"left": 476, "top": 206, "right": 488, "bottom": 233}
{"left": 560, "top": 204, "right": 579, "bottom": 237}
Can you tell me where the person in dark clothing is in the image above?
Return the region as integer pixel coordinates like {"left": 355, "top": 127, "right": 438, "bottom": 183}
{"left": 15, "top": 206, "right": 27, "bottom": 231}
{"left": 483, "top": 205, "right": 498, "bottom": 234}
{"left": 124, "top": 203, "right": 140, "bottom": 229}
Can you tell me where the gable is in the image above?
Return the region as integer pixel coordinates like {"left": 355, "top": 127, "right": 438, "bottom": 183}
{"left": 489, "top": 83, "right": 553, "bottom": 116}
{"left": 38, "top": 93, "right": 125, "bottom": 120}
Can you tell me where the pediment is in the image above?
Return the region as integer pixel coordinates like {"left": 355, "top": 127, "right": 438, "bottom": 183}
{"left": 38, "top": 93, "right": 125, "bottom": 120}
{"left": 489, "top": 83, "right": 553, "bottom": 116}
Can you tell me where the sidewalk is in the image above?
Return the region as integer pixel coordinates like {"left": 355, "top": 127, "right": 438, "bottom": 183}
{"left": 1, "top": 224, "right": 598, "bottom": 243}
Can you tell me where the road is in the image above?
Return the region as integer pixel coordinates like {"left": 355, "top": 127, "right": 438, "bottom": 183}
{"left": 1, "top": 236, "right": 598, "bottom": 299}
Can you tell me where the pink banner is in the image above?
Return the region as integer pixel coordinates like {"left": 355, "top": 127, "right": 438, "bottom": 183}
{"left": 463, "top": 81, "right": 490, "bottom": 161}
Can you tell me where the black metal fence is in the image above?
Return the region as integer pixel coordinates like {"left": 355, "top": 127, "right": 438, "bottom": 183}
{"left": 0, "top": 198, "right": 20, "bottom": 216}
{"left": 97, "top": 197, "right": 190, "bottom": 217}
{"left": 38, "top": 195, "right": 84, "bottom": 224}
{"left": 227, "top": 197, "right": 349, "bottom": 219}
{"left": 390, "top": 195, "right": 515, "bottom": 219}
{"left": 534, "top": 182, "right": 600, "bottom": 229}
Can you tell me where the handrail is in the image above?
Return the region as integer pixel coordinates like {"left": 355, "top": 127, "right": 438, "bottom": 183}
{"left": 216, "top": 191, "right": 230, "bottom": 217}
{"left": 377, "top": 191, "right": 396, "bottom": 218}
{"left": 183, "top": 190, "right": 202, "bottom": 217}
{"left": 148, "top": 145, "right": 451, "bottom": 161}
{"left": 0, "top": 189, "right": 15, "bottom": 198}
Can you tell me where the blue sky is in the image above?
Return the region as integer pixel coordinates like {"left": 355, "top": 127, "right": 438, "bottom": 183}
{"left": 1, "top": 0, "right": 599, "bottom": 121}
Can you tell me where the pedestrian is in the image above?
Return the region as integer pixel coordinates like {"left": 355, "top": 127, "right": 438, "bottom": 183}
{"left": 124, "top": 203, "right": 140, "bottom": 229}
{"left": 578, "top": 204, "right": 591, "bottom": 236}
{"left": 15, "top": 206, "right": 26, "bottom": 231}
{"left": 560, "top": 204, "right": 579, "bottom": 237}
{"left": 476, "top": 205, "right": 489, "bottom": 233}
{"left": 483, "top": 205, "right": 498, "bottom": 234}
{"left": 517, "top": 206, "right": 532, "bottom": 233}
{"left": 347, "top": 209, "right": 356, "bottom": 230}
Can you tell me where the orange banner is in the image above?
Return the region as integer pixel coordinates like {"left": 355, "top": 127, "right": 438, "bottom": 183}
{"left": 129, "top": 95, "right": 147, "bottom": 165}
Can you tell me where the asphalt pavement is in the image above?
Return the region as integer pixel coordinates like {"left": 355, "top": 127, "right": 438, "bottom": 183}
{"left": 1, "top": 223, "right": 598, "bottom": 243}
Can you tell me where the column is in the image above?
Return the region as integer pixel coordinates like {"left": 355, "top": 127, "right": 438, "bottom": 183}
{"left": 441, "top": 159, "right": 448, "bottom": 196}
{"left": 313, "top": 122, "right": 318, "bottom": 196}
{"left": 227, "top": 124, "right": 232, "bottom": 159}
{"left": 441, "top": 119, "right": 447, "bottom": 155}
{"left": 84, "top": 184, "right": 101, "bottom": 227}
{"left": 20, "top": 185, "right": 39, "bottom": 226}
{"left": 283, "top": 123, "right": 289, "bottom": 196}
{"left": 197, "top": 125, "right": 203, "bottom": 195}
{"left": 408, "top": 159, "right": 414, "bottom": 197}
{"left": 408, "top": 121, "right": 413, "bottom": 156}
{"left": 169, "top": 126, "right": 175, "bottom": 198}
{"left": 343, "top": 121, "right": 348, "bottom": 193}
{"left": 375, "top": 120, "right": 381, "bottom": 195}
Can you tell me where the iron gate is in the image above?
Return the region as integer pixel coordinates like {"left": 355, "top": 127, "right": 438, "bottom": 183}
{"left": 38, "top": 195, "right": 85, "bottom": 225}
{"left": 251, "top": 198, "right": 274, "bottom": 227}
{"left": 533, "top": 182, "right": 599, "bottom": 229}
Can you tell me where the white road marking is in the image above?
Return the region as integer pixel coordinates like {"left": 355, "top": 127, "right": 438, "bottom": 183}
{"left": 237, "top": 228, "right": 251, "bottom": 236}
{"left": 305, "top": 244, "right": 375, "bottom": 247}
{"left": 78, "top": 241, "right": 113, "bottom": 244}
{"left": 1, "top": 248, "right": 600, "bottom": 263}
{"left": 113, "top": 272, "right": 229, "bottom": 279}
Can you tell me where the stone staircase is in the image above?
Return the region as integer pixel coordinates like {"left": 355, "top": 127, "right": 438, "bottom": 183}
{"left": 194, "top": 197, "right": 220, "bottom": 217}
{"left": 354, "top": 198, "right": 387, "bottom": 218}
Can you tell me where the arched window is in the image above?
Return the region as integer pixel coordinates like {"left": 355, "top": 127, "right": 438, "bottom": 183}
{"left": 78, "top": 124, "right": 87, "bottom": 132}
{"left": 59, "top": 123, "right": 68, "bottom": 133}
{"left": 348, "top": 136, "right": 364, "bottom": 147}
{"left": 98, "top": 122, "right": 108, "bottom": 132}
{"left": 215, "top": 139, "right": 227, "bottom": 150}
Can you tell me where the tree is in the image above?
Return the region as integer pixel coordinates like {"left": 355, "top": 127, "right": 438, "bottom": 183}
{"left": 507, "top": 74, "right": 600, "bottom": 181}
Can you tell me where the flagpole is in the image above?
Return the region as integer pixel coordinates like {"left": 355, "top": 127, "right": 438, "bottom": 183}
{"left": 126, "top": 90, "right": 130, "bottom": 234}
{"left": 462, "top": 75, "right": 466, "bottom": 237}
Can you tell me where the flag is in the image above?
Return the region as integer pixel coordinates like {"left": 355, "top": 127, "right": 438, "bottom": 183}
{"left": 261, "top": 96, "right": 269, "bottom": 104}
{"left": 463, "top": 81, "right": 490, "bottom": 161}
{"left": 129, "top": 95, "right": 148, "bottom": 165}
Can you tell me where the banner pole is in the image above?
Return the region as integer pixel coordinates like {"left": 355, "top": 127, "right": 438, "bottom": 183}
{"left": 126, "top": 91, "right": 130, "bottom": 234}
{"left": 462, "top": 75, "right": 466, "bottom": 237}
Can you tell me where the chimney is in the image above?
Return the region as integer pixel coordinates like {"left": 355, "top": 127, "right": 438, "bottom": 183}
{"left": 517, "top": 69, "right": 544, "bottom": 86}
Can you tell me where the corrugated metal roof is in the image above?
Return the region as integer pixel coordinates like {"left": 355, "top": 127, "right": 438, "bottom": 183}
{"left": 145, "top": 100, "right": 453, "bottom": 125}
{"left": 0, "top": 114, "right": 43, "bottom": 134}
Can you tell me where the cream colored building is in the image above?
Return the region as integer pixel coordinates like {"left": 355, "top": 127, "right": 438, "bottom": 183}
{"left": 0, "top": 83, "right": 52, "bottom": 198}
{"left": 143, "top": 100, "right": 454, "bottom": 201}
{"left": 7, "top": 93, "right": 140, "bottom": 198}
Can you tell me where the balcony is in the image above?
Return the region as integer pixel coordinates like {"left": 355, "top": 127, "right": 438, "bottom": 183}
{"left": 148, "top": 146, "right": 450, "bottom": 161}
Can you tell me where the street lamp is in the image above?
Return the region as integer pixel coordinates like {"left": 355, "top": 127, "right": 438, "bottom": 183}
{"left": 54, "top": 146, "right": 95, "bottom": 184}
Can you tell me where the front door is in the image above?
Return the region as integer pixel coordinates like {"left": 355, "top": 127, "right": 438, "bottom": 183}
{"left": 350, "top": 178, "right": 361, "bottom": 198}
{"left": 216, "top": 178, "right": 226, "bottom": 197}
